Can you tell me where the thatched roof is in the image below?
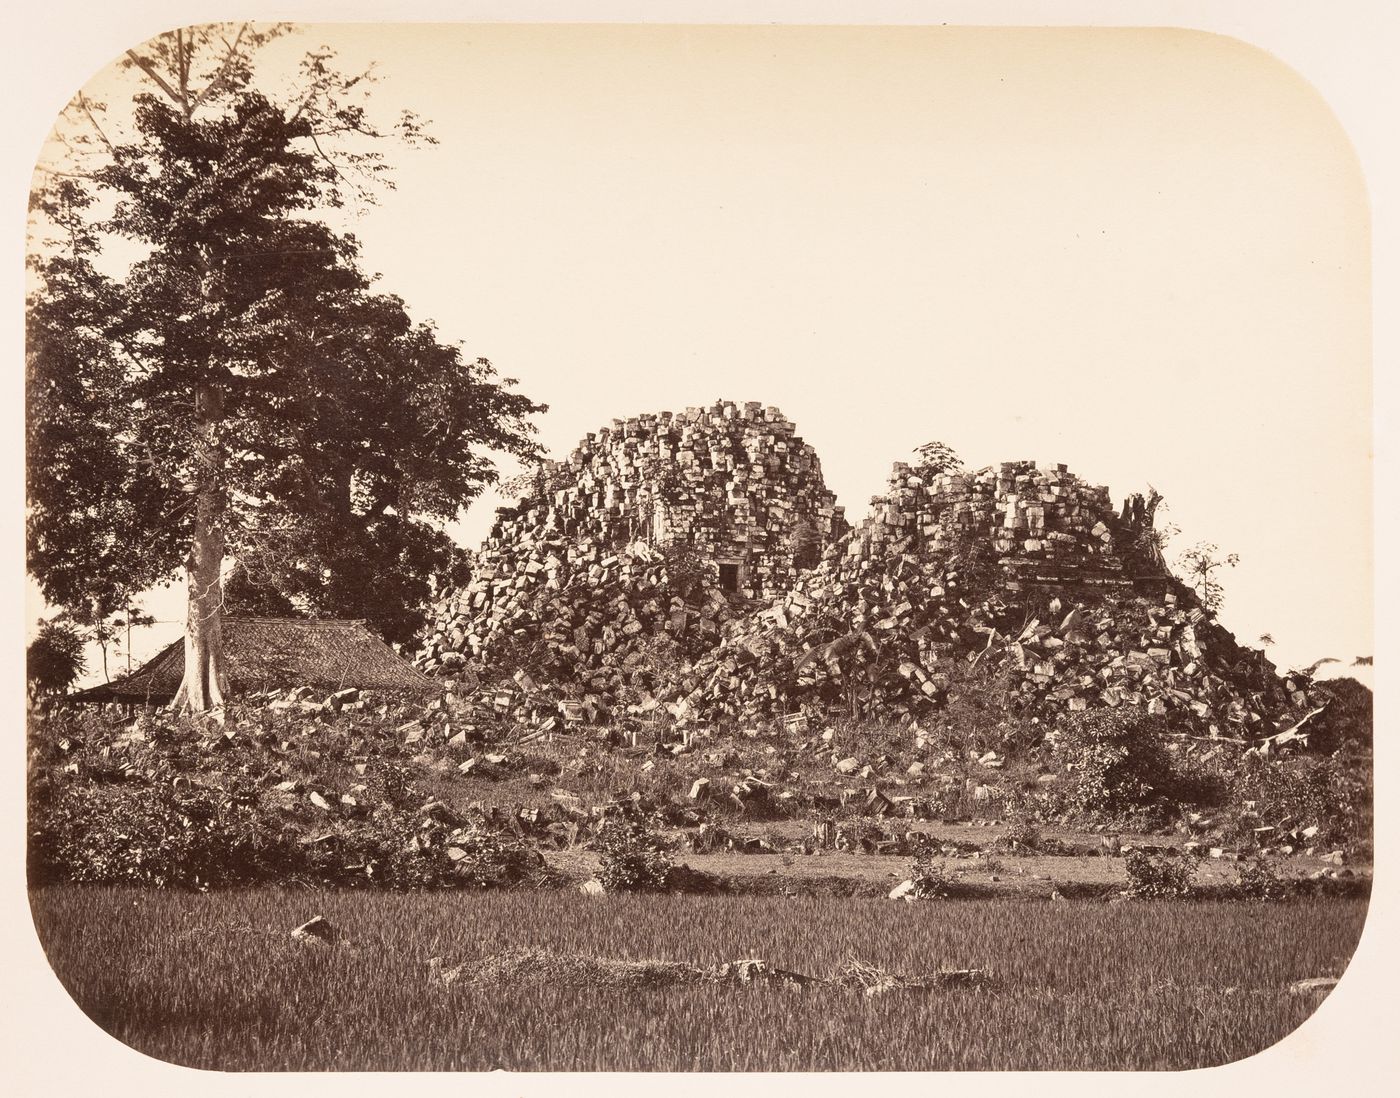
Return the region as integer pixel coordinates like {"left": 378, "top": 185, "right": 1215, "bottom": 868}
{"left": 74, "top": 617, "right": 436, "bottom": 705}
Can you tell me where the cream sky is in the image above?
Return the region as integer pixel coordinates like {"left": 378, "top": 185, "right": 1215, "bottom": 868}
{"left": 28, "top": 22, "right": 1372, "bottom": 683}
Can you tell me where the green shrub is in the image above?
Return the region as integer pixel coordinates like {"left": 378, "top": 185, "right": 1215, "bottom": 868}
{"left": 1003, "top": 810, "right": 1041, "bottom": 851}
{"left": 1230, "top": 754, "right": 1368, "bottom": 848}
{"left": 592, "top": 815, "right": 673, "bottom": 893}
{"left": 1052, "top": 710, "right": 1176, "bottom": 817}
{"left": 28, "top": 782, "right": 293, "bottom": 888}
{"left": 440, "top": 823, "right": 547, "bottom": 889}
{"left": 1232, "top": 857, "right": 1288, "bottom": 902}
{"left": 305, "top": 810, "right": 548, "bottom": 891}
{"left": 28, "top": 766, "right": 547, "bottom": 891}
{"left": 1124, "top": 849, "right": 1197, "bottom": 898}
{"left": 1307, "top": 677, "right": 1373, "bottom": 754}
{"left": 909, "top": 847, "right": 958, "bottom": 898}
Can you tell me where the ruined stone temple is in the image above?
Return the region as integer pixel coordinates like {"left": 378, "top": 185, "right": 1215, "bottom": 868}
{"left": 416, "top": 400, "right": 1309, "bottom": 738}
{"left": 414, "top": 401, "right": 850, "bottom": 691}
{"left": 841, "top": 446, "right": 1160, "bottom": 591}
{"left": 482, "top": 399, "right": 848, "bottom": 601}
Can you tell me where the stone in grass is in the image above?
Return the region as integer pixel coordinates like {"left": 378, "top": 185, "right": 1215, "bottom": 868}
{"left": 888, "top": 879, "right": 917, "bottom": 901}
{"left": 578, "top": 878, "right": 606, "bottom": 896}
{"left": 290, "top": 916, "right": 334, "bottom": 945}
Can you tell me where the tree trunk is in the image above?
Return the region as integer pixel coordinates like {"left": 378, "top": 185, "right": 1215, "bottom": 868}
{"left": 171, "top": 383, "right": 229, "bottom": 712}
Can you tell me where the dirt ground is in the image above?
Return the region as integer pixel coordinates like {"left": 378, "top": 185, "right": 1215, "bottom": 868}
{"left": 545, "top": 818, "right": 1369, "bottom": 897}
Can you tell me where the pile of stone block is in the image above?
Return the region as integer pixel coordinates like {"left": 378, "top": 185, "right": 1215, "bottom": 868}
{"left": 500, "top": 399, "right": 847, "bottom": 601}
{"left": 415, "top": 401, "right": 849, "bottom": 717}
{"left": 415, "top": 413, "right": 1312, "bottom": 740}
{"left": 840, "top": 447, "right": 1133, "bottom": 586}
{"left": 416, "top": 537, "right": 738, "bottom": 723}
{"left": 653, "top": 451, "right": 1310, "bottom": 733}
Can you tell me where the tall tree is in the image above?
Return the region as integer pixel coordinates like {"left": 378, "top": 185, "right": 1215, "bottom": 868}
{"left": 27, "top": 25, "right": 544, "bottom": 709}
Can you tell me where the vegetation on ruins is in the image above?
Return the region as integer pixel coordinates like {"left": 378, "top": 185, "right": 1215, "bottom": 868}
{"left": 1174, "top": 541, "right": 1241, "bottom": 614}
{"left": 1051, "top": 710, "right": 1180, "bottom": 816}
{"left": 591, "top": 814, "right": 673, "bottom": 893}
{"left": 19, "top": 27, "right": 1375, "bottom": 1079}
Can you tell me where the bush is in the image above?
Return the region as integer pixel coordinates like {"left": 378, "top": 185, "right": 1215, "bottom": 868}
{"left": 1230, "top": 754, "right": 1366, "bottom": 848}
{"left": 909, "top": 847, "right": 958, "bottom": 898}
{"left": 314, "top": 810, "right": 548, "bottom": 891}
{"left": 1003, "top": 811, "right": 1041, "bottom": 852}
{"left": 592, "top": 816, "right": 672, "bottom": 893}
{"left": 1307, "top": 677, "right": 1372, "bottom": 754}
{"left": 28, "top": 782, "right": 293, "bottom": 888}
{"left": 28, "top": 757, "right": 548, "bottom": 891}
{"left": 1052, "top": 710, "right": 1176, "bottom": 817}
{"left": 1124, "top": 849, "right": 1197, "bottom": 898}
{"left": 1232, "top": 857, "right": 1288, "bottom": 902}
{"left": 440, "top": 823, "right": 547, "bottom": 889}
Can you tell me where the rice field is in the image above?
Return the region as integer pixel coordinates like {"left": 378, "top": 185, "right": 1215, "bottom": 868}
{"left": 29, "top": 887, "right": 1366, "bottom": 1072}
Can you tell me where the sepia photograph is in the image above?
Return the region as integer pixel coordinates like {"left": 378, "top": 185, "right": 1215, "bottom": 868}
{"left": 13, "top": 4, "right": 1387, "bottom": 1080}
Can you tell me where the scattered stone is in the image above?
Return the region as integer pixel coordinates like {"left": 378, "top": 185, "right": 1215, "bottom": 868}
{"left": 888, "top": 879, "right": 916, "bottom": 901}
{"left": 290, "top": 916, "right": 334, "bottom": 945}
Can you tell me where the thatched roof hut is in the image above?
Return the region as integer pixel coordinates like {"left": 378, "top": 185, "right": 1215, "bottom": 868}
{"left": 74, "top": 617, "right": 436, "bottom": 705}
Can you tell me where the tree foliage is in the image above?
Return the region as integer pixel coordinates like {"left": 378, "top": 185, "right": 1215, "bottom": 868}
{"left": 27, "top": 620, "right": 88, "bottom": 697}
{"left": 27, "top": 25, "right": 545, "bottom": 672}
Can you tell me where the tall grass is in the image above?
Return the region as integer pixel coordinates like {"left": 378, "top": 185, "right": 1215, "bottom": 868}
{"left": 30, "top": 887, "right": 1365, "bottom": 1071}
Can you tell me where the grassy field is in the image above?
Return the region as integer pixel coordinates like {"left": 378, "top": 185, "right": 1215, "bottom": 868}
{"left": 29, "top": 886, "right": 1366, "bottom": 1071}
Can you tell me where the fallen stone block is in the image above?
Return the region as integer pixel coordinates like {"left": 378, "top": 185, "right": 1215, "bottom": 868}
{"left": 290, "top": 915, "right": 334, "bottom": 945}
{"left": 888, "top": 879, "right": 917, "bottom": 901}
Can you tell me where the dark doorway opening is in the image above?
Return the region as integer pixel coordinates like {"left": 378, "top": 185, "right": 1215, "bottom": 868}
{"left": 718, "top": 562, "right": 740, "bottom": 592}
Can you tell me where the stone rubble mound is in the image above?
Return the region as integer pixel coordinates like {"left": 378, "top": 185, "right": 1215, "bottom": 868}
{"left": 414, "top": 408, "right": 1316, "bottom": 739}
{"left": 415, "top": 400, "right": 847, "bottom": 720}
